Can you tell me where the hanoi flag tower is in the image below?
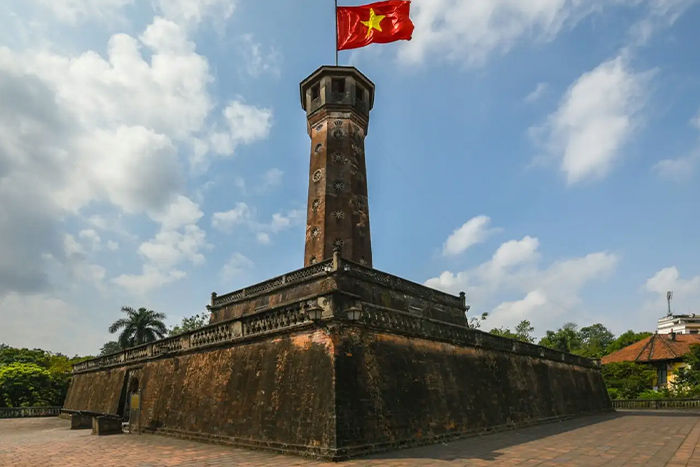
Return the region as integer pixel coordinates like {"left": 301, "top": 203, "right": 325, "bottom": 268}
{"left": 63, "top": 1, "right": 611, "bottom": 461}
{"left": 301, "top": 66, "right": 375, "bottom": 267}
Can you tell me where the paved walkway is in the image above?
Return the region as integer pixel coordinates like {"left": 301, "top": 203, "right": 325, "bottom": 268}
{"left": 1, "top": 411, "right": 699, "bottom": 466}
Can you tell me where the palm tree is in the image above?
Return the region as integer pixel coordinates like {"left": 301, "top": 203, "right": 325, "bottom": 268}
{"left": 108, "top": 307, "right": 168, "bottom": 349}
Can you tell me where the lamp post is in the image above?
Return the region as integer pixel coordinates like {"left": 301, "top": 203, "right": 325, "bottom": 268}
{"left": 346, "top": 305, "right": 363, "bottom": 321}
{"left": 306, "top": 303, "right": 324, "bottom": 321}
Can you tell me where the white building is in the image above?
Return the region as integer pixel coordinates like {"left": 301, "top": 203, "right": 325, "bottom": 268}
{"left": 657, "top": 314, "right": 700, "bottom": 335}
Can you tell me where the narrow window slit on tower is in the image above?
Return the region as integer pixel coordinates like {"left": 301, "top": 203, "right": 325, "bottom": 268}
{"left": 311, "top": 84, "right": 320, "bottom": 100}
{"left": 332, "top": 78, "right": 346, "bottom": 95}
{"left": 356, "top": 85, "right": 365, "bottom": 101}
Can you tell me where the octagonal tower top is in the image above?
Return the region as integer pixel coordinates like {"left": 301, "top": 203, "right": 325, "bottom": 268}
{"left": 300, "top": 66, "right": 375, "bottom": 134}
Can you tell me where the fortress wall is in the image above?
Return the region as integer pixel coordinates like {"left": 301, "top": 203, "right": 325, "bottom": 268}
{"left": 333, "top": 327, "right": 611, "bottom": 457}
{"left": 64, "top": 327, "right": 337, "bottom": 454}
{"left": 63, "top": 367, "right": 126, "bottom": 415}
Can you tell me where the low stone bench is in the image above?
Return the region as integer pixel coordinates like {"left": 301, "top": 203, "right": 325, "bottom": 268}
{"left": 92, "top": 416, "right": 123, "bottom": 436}
{"left": 70, "top": 413, "right": 93, "bottom": 430}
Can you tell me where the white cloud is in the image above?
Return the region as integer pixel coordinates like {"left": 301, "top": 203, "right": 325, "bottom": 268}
{"left": 525, "top": 82, "right": 548, "bottom": 103}
{"left": 113, "top": 265, "right": 187, "bottom": 295}
{"left": 240, "top": 34, "right": 281, "bottom": 77}
{"left": 640, "top": 267, "right": 700, "bottom": 323}
{"left": 261, "top": 168, "right": 283, "bottom": 190}
{"left": 153, "top": 0, "right": 236, "bottom": 29}
{"left": 79, "top": 229, "right": 101, "bottom": 251}
{"left": 426, "top": 235, "right": 618, "bottom": 333}
{"left": 212, "top": 202, "right": 253, "bottom": 232}
{"left": 221, "top": 252, "right": 254, "bottom": 281}
{"left": 107, "top": 241, "right": 120, "bottom": 251}
{"left": 149, "top": 195, "right": 203, "bottom": 230}
{"left": 628, "top": 0, "right": 697, "bottom": 45}
{"left": 32, "top": 0, "right": 133, "bottom": 24}
{"left": 256, "top": 232, "right": 271, "bottom": 245}
{"left": 0, "top": 292, "right": 105, "bottom": 355}
{"left": 269, "top": 209, "right": 304, "bottom": 233}
{"left": 653, "top": 109, "right": 700, "bottom": 181}
{"left": 443, "top": 215, "right": 501, "bottom": 257}
{"left": 532, "top": 55, "right": 653, "bottom": 185}
{"left": 398, "top": 1, "right": 692, "bottom": 67}
{"left": 398, "top": 0, "right": 604, "bottom": 66}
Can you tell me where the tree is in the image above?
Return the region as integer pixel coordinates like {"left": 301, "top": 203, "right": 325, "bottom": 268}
{"left": 169, "top": 312, "right": 209, "bottom": 336}
{"left": 108, "top": 306, "right": 168, "bottom": 349}
{"left": 606, "top": 330, "right": 653, "bottom": 355}
{"left": 468, "top": 312, "right": 489, "bottom": 329}
{"left": 601, "top": 362, "right": 656, "bottom": 399}
{"left": 578, "top": 323, "right": 615, "bottom": 358}
{"left": 490, "top": 320, "right": 535, "bottom": 343}
{"left": 99, "top": 341, "right": 122, "bottom": 356}
{"left": 539, "top": 322, "right": 582, "bottom": 353}
{"left": 0, "top": 363, "right": 53, "bottom": 407}
{"left": 671, "top": 344, "right": 700, "bottom": 397}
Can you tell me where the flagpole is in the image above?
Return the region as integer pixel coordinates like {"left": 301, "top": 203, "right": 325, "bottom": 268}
{"left": 334, "top": 0, "right": 339, "bottom": 66}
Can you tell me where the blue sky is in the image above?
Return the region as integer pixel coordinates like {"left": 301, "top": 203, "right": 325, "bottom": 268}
{"left": 1, "top": 0, "right": 699, "bottom": 356}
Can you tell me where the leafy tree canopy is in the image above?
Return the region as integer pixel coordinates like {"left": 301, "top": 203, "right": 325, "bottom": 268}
{"left": 109, "top": 306, "right": 168, "bottom": 349}
{"left": 169, "top": 312, "right": 209, "bottom": 336}
{"left": 490, "top": 320, "right": 535, "bottom": 343}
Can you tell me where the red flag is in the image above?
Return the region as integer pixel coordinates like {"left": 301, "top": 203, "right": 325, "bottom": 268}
{"left": 337, "top": 1, "right": 414, "bottom": 51}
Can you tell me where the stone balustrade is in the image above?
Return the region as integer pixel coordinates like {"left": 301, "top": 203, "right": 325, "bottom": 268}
{"left": 0, "top": 407, "right": 62, "bottom": 418}
{"left": 73, "top": 296, "right": 597, "bottom": 374}
{"left": 209, "top": 256, "right": 464, "bottom": 310}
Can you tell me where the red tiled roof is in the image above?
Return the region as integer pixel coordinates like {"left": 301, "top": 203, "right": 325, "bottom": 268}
{"left": 602, "top": 333, "right": 700, "bottom": 364}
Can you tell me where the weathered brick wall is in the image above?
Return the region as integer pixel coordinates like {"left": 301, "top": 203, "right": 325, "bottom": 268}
{"left": 63, "top": 368, "right": 126, "bottom": 415}
{"left": 333, "top": 327, "right": 610, "bottom": 455}
{"left": 64, "top": 328, "right": 336, "bottom": 451}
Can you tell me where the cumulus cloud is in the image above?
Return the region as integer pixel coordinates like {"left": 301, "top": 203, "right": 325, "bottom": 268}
{"left": 531, "top": 55, "right": 653, "bottom": 185}
{"left": 525, "top": 83, "right": 549, "bottom": 103}
{"left": 153, "top": 0, "right": 236, "bottom": 30}
{"left": 212, "top": 203, "right": 253, "bottom": 232}
{"left": 426, "top": 234, "right": 618, "bottom": 333}
{"left": 211, "top": 204, "right": 303, "bottom": 241}
{"left": 221, "top": 252, "right": 254, "bottom": 281}
{"left": 240, "top": 33, "right": 281, "bottom": 77}
{"left": 399, "top": 0, "right": 691, "bottom": 66}
{"left": 653, "top": 109, "right": 700, "bottom": 181}
{"left": 443, "top": 215, "right": 501, "bottom": 257}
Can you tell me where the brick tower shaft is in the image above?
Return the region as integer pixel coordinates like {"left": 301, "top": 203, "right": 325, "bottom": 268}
{"left": 300, "top": 66, "right": 375, "bottom": 267}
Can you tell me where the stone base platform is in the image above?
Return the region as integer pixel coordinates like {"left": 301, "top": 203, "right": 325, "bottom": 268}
{"left": 63, "top": 255, "right": 610, "bottom": 461}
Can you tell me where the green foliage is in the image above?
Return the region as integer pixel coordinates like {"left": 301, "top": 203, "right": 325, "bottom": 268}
{"left": 538, "top": 322, "right": 582, "bottom": 353}
{"left": 0, "top": 344, "right": 89, "bottom": 407}
{"left": 490, "top": 320, "right": 535, "bottom": 343}
{"left": 606, "top": 330, "right": 653, "bottom": 355}
{"left": 607, "top": 388, "right": 621, "bottom": 400}
{"left": 578, "top": 324, "right": 616, "bottom": 358}
{"left": 109, "top": 306, "right": 168, "bottom": 349}
{"left": 670, "top": 344, "right": 700, "bottom": 397}
{"left": 0, "top": 363, "right": 53, "bottom": 407}
{"left": 169, "top": 312, "right": 209, "bottom": 336}
{"left": 601, "top": 362, "right": 656, "bottom": 399}
{"left": 99, "top": 341, "right": 122, "bottom": 356}
{"left": 468, "top": 312, "right": 489, "bottom": 329}
{"left": 637, "top": 389, "right": 670, "bottom": 400}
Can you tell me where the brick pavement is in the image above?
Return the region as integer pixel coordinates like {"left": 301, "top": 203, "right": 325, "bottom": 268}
{"left": 1, "top": 411, "right": 699, "bottom": 466}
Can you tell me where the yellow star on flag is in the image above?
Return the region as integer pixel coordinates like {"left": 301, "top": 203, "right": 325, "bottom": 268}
{"left": 361, "top": 8, "right": 386, "bottom": 38}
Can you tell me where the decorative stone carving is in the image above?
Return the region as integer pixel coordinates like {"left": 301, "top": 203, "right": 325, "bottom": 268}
{"left": 311, "top": 227, "right": 321, "bottom": 238}
{"left": 332, "top": 153, "right": 344, "bottom": 163}
{"left": 332, "top": 210, "right": 345, "bottom": 220}
{"left": 309, "top": 256, "right": 317, "bottom": 264}
{"left": 333, "top": 181, "right": 345, "bottom": 192}
{"left": 311, "top": 199, "right": 320, "bottom": 211}
{"left": 315, "top": 143, "right": 324, "bottom": 153}
{"left": 312, "top": 169, "right": 323, "bottom": 183}
{"left": 332, "top": 128, "right": 346, "bottom": 139}
{"left": 333, "top": 238, "right": 345, "bottom": 249}
{"left": 334, "top": 120, "right": 343, "bottom": 127}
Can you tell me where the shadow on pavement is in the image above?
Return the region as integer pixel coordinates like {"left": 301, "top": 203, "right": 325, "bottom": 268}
{"left": 365, "top": 410, "right": 693, "bottom": 462}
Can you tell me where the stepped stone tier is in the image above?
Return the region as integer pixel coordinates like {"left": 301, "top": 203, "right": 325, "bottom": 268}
{"left": 63, "top": 66, "right": 611, "bottom": 461}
